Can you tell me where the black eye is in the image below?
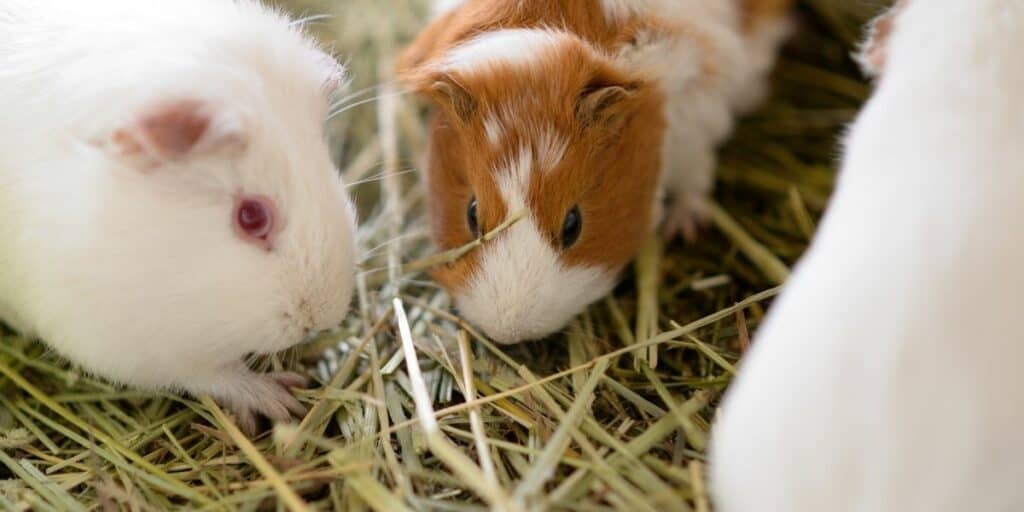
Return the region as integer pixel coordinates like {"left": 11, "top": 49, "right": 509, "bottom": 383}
{"left": 467, "top": 197, "right": 480, "bottom": 238}
{"left": 561, "top": 206, "right": 582, "bottom": 249}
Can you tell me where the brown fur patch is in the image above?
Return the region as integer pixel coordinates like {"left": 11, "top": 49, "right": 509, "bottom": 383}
{"left": 739, "top": 0, "right": 795, "bottom": 32}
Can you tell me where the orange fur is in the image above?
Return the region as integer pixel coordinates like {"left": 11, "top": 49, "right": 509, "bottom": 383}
{"left": 400, "top": 0, "right": 790, "bottom": 296}
{"left": 397, "top": 0, "right": 624, "bottom": 74}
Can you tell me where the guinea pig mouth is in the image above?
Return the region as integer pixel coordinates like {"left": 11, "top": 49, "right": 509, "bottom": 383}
{"left": 284, "top": 328, "right": 327, "bottom": 350}
{"left": 243, "top": 328, "right": 326, "bottom": 358}
{"left": 457, "top": 304, "right": 569, "bottom": 345}
{"left": 451, "top": 270, "right": 617, "bottom": 344}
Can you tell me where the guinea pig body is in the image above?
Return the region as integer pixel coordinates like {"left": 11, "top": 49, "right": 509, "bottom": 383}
{"left": 0, "top": 0, "right": 357, "bottom": 433}
{"left": 399, "top": 0, "right": 791, "bottom": 344}
{"left": 710, "top": 1, "right": 1024, "bottom": 510}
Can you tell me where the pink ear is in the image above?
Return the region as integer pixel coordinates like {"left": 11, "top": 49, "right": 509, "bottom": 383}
{"left": 111, "top": 100, "right": 244, "bottom": 168}
{"left": 857, "top": 0, "right": 910, "bottom": 78}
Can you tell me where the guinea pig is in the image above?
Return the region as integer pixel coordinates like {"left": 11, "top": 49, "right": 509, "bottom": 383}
{"left": 0, "top": 0, "right": 357, "bottom": 434}
{"left": 710, "top": 1, "right": 1024, "bottom": 510}
{"left": 397, "top": 0, "right": 792, "bottom": 344}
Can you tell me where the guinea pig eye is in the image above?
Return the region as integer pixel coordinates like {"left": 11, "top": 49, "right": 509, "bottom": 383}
{"left": 233, "top": 195, "right": 277, "bottom": 246}
{"left": 467, "top": 197, "right": 480, "bottom": 238}
{"left": 561, "top": 206, "right": 582, "bottom": 249}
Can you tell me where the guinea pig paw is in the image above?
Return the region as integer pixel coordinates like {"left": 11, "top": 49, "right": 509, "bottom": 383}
{"left": 662, "top": 194, "right": 710, "bottom": 243}
{"left": 218, "top": 371, "right": 310, "bottom": 437}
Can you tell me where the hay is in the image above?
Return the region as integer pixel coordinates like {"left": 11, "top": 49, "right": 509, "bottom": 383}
{"left": 0, "top": 1, "right": 882, "bottom": 510}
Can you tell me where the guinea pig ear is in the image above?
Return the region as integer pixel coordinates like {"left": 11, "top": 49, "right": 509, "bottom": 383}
{"left": 856, "top": 0, "right": 910, "bottom": 78}
{"left": 576, "top": 73, "right": 645, "bottom": 131}
{"left": 107, "top": 100, "right": 246, "bottom": 170}
{"left": 407, "top": 70, "right": 477, "bottom": 123}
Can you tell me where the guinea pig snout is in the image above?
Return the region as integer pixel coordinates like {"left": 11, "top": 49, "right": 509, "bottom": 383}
{"left": 293, "top": 296, "right": 345, "bottom": 334}
{"left": 453, "top": 284, "right": 587, "bottom": 345}
{"left": 300, "top": 327, "right": 328, "bottom": 345}
{"left": 450, "top": 220, "right": 618, "bottom": 344}
{"left": 271, "top": 292, "right": 345, "bottom": 351}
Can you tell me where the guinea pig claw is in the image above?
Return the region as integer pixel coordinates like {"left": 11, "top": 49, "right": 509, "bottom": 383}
{"left": 268, "top": 372, "right": 310, "bottom": 417}
{"left": 270, "top": 371, "right": 310, "bottom": 392}
{"left": 249, "top": 372, "right": 309, "bottom": 419}
{"left": 233, "top": 409, "right": 259, "bottom": 438}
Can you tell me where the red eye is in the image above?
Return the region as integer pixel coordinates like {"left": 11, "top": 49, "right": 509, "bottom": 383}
{"left": 233, "top": 195, "right": 277, "bottom": 248}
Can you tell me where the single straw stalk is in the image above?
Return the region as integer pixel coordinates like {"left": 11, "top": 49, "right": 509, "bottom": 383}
{"left": 394, "top": 298, "right": 523, "bottom": 512}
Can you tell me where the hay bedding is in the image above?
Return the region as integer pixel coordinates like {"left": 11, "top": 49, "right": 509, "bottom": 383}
{"left": 0, "top": 1, "right": 881, "bottom": 510}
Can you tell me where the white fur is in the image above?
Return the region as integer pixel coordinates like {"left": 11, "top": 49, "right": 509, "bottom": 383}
{"left": 457, "top": 219, "right": 615, "bottom": 344}
{"left": 711, "top": 2, "right": 1024, "bottom": 510}
{"left": 483, "top": 115, "right": 504, "bottom": 147}
{"left": 611, "top": 0, "right": 790, "bottom": 228}
{"left": 535, "top": 130, "right": 569, "bottom": 174}
{"left": 495, "top": 144, "right": 535, "bottom": 210}
{"left": 439, "top": 28, "right": 567, "bottom": 75}
{"left": 0, "top": 0, "right": 357, "bottom": 425}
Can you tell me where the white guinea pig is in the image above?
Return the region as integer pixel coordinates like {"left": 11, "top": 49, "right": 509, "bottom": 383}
{"left": 0, "top": 0, "right": 357, "bottom": 434}
{"left": 711, "top": 1, "right": 1024, "bottom": 510}
{"left": 397, "top": 0, "right": 791, "bottom": 344}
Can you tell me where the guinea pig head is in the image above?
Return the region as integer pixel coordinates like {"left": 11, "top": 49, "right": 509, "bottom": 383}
{"left": 407, "top": 29, "right": 665, "bottom": 344}
{"left": 85, "top": 44, "right": 357, "bottom": 372}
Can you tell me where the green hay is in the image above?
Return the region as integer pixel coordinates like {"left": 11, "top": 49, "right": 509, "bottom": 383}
{"left": 0, "top": 1, "right": 883, "bottom": 510}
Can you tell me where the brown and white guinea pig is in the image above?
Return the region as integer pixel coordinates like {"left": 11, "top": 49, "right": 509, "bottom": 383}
{"left": 398, "top": 0, "right": 793, "bottom": 344}
{"left": 0, "top": 0, "right": 357, "bottom": 434}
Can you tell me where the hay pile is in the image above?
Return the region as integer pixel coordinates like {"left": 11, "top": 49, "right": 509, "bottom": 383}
{"left": 0, "top": 1, "right": 880, "bottom": 510}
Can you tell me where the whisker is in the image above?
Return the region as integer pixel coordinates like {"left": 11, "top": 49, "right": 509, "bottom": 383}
{"left": 329, "top": 94, "right": 393, "bottom": 118}
{"left": 328, "top": 84, "right": 388, "bottom": 112}
{"left": 346, "top": 168, "right": 418, "bottom": 188}
{"left": 356, "top": 265, "right": 395, "bottom": 279}
{"left": 328, "top": 81, "right": 405, "bottom": 114}
{"left": 359, "top": 232, "right": 428, "bottom": 261}
{"left": 328, "top": 90, "right": 408, "bottom": 120}
{"left": 290, "top": 13, "right": 334, "bottom": 27}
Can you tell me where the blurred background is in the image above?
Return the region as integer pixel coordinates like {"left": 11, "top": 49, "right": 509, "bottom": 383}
{"left": 0, "top": 1, "right": 889, "bottom": 510}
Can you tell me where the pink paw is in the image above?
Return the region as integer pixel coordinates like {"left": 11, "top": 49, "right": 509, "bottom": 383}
{"left": 219, "top": 371, "right": 309, "bottom": 436}
{"left": 661, "top": 193, "right": 710, "bottom": 243}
